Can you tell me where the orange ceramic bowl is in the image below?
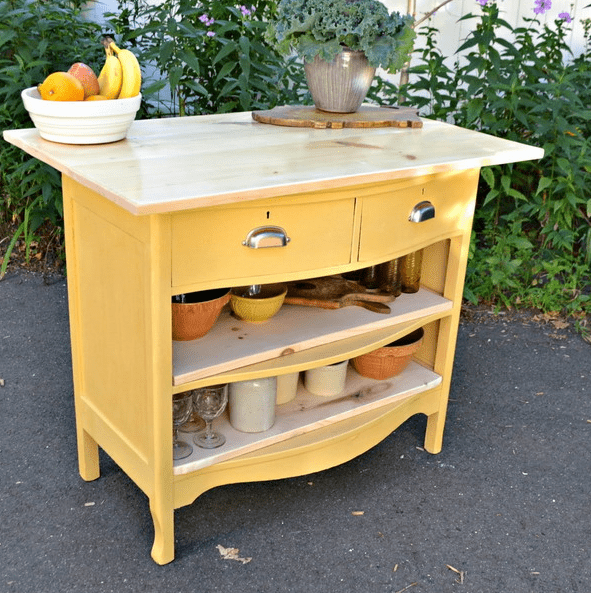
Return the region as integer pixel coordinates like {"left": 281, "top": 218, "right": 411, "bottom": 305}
{"left": 172, "top": 288, "right": 230, "bottom": 341}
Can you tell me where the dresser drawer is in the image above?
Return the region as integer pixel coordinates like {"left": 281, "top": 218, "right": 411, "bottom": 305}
{"left": 171, "top": 197, "right": 356, "bottom": 288}
{"left": 357, "top": 170, "right": 479, "bottom": 262}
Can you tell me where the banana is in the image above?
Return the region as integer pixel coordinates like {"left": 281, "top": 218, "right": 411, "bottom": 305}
{"left": 108, "top": 39, "right": 142, "bottom": 99}
{"left": 97, "top": 44, "right": 123, "bottom": 99}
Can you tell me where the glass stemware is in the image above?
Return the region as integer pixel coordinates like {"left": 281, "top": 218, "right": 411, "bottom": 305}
{"left": 172, "top": 392, "right": 193, "bottom": 460}
{"left": 179, "top": 390, "right": 206, "bottom": 433}
{"left": 193, "top": 384, "right": 228, "bottom": 449}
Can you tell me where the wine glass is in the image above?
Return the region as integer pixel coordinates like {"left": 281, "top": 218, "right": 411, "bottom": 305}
{"left": 193, "top": 384, "right": 228, "bottom": 449}
{"left": 172, "top": 392, "right": 193, "bottom": 460}
{"left": 179, "top": 390, "right": 206, "bottom": 433}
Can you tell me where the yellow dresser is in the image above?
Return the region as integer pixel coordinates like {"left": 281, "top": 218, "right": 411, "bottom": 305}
{"left": 3, "top": 113, "right": 543, "bottom": 564}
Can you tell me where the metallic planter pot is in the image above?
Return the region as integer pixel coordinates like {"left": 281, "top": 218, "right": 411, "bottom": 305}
{"left": 304, "top": 49, "right": 375, "bottom": 114}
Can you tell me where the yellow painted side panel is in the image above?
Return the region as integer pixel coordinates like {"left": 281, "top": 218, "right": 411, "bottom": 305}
{"left": 421, "top": 240, "right": 450, "bottom": 295}
{"left": 63, "top": 176, "right": 173, "bottom": 499}
{"left": 73, "top": 200, "right": 151, "bottom": 459}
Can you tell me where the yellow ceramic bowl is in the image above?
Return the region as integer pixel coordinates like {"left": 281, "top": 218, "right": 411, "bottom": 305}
{"left": 230, "top": 284, "right": 287, "bottom": 323}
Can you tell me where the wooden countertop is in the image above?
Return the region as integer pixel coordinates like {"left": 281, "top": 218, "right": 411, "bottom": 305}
{"left": 3, "top": 109, "right": 544, "bottom": 215}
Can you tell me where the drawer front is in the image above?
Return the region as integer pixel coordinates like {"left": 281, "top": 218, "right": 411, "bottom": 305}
{"left": 172, "top": 197, "right": 355, "bottom": 288}
{"left": 358, "top": 170, "right": 478, "bottom": 262}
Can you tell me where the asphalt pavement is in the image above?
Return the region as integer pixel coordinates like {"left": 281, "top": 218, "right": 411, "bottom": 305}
{"left": 1, "top": 270, "right": 589, "bottom": 593}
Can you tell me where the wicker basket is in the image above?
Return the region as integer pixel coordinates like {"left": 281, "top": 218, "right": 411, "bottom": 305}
{"left": 351, "top": 327, "right": 424, "bottom": 380}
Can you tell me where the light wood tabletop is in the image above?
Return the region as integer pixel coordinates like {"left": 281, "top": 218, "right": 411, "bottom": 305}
{"left": 3, "top": 110, "right": 544, "bottom": 215}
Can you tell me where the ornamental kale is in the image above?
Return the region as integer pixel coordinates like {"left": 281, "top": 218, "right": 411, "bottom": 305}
{"left": 266, "top": 0, "right": 415, "bottom": 73}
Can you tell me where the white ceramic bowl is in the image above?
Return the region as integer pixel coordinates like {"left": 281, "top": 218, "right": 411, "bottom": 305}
{"left": 21, "top": 87, "right": 141, "bottom": 144}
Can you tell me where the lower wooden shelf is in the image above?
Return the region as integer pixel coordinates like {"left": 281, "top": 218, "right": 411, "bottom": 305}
{"left": 173, "top": 360, "right": 441, "bottom": 475}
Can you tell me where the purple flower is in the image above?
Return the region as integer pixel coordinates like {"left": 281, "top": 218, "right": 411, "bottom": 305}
{"left": 199, "top": 14, "right": 215, "bottom": 26}
{"left": 476, "top": 0, "right": 488, "bottom": 5}
{"left": 240, "top": 5, "right": 251, "bottom": 15}
{"left": 533, "top": 0, "right": 551, "bottom": 15}
{"left": 206, "top": 31, "right": 216, "bottom": 37}
{"left": 558, "top": 11, "right": 572, "bottom": 23}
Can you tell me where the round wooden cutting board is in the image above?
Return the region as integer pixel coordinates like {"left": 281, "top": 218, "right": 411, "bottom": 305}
{"left": 252, "top": 104, "right": 423, "bottom": 129}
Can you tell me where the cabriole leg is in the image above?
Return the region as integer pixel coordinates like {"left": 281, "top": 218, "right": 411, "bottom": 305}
{"left": 149, "top": 497, "right": 175, "bottom": 565}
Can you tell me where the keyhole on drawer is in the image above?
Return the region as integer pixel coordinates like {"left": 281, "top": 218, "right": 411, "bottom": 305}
{"left": 266, "top": 211, "right": 270, "bottom": 219}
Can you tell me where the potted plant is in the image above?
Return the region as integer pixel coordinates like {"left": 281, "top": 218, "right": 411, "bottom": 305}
{"left": 266, "top": 0, "right": 415, "bottom": 113}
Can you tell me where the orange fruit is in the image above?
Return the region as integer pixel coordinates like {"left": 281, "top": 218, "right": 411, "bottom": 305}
{"left": 85, "top": 94, "right": 109, "bottom": 101}
{"left": 38, "top": 72, "right": 84, "bottom": 101}
{"left": 68, "top": 62, "right": 100, "bottom": 98}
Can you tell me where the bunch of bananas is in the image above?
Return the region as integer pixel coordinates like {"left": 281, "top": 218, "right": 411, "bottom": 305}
{"left": 98, "top": 37, "right": 142, "bottom": 100}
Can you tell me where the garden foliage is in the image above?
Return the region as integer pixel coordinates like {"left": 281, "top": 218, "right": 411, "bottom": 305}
{"left": 395, "top": 2, "right": 591, "bottom": 319}
{"left": 266, "top": 0, "right": 415, "bottom": 72}
{"left": 0, "top": 0, "right": 104, "bottom": 273}
{"left": 105, "top": 0, "right": 308, "bottom": 117}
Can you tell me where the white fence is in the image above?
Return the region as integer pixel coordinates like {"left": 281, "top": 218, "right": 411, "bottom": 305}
{"left": 85, "top": 0, "right": 590, "bottom": 97}
{"left": 87, "top": 0, "right": 590, "bottom": 58}
{"left": 386, "top": 0, "right": 589, "bottom": 60}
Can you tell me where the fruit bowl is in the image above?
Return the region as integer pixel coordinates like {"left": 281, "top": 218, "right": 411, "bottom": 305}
{"left": 21, "top": 87, "right": 141, "bottom": 144}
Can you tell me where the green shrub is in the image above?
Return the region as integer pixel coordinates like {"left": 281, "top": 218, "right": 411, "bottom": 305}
{"left": 105, "top": 0, "right": 308, "bottom": 116}
{"left": 394, "top": 1, "right": 591, "bottom": 320}
{"left": 0, "top": 0, "right": 104, "bottom": 274}
{"left": 2, "top": 0, "right": 590, "bottom": 325}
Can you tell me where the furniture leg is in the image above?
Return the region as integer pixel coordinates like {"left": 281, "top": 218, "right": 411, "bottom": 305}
{"left": 424, "top": 409, "right": 446, "bottom": 454}
{"left": 149, "top": 496, "right": 175, "bottom": 565}
{"left": 77, "top": 427, "right": 100, "bottom": 481}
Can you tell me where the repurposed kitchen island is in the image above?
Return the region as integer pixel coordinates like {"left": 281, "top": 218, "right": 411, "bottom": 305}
{"left": 3, "top": 110, "right": 543, "bottom": 564}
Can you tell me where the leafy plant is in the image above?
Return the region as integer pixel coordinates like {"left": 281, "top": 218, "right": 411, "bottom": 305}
{"left": 393, "top": 1, "right": 591, "bottom": 319}
{"left": 0, "top": 0, "right": 104, "bottom": 276}
{"left": 106, "top": 0, "right": 308, "bottom": 117}
{"left": 2, "top": 0, "right": 589, "bottom": 326}
{"left": 266, "top": 0, "right": 415, "bottom": 72}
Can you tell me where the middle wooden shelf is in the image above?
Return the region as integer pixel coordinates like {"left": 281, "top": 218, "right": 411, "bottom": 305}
{"left": 172, "top": 287, "right": 452, "bottom": 387}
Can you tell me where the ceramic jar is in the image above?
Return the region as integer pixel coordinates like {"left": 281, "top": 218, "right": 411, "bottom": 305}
{"left": 304, "top": 360, "right": 349, "bottom": 396}
{"left": 276, "top": 372, "right": 300, "bottom": 405}
{"left": 229, "top": 377, "right": 277, "bottom": 433}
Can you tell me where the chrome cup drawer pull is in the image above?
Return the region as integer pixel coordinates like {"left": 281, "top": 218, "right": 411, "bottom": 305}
{"left": 409, "top": 201, "right": 435, "bottom": 223}
{"left": 242, "top": 226, "right": 291, "bottom": 249}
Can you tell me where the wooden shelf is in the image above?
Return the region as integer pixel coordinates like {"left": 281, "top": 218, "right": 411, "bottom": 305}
{"left": 172, "top": 288, "right": 451, "bottom": 386}
{"left": 173, "top": 361, "right": 441, "bottom": 475}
